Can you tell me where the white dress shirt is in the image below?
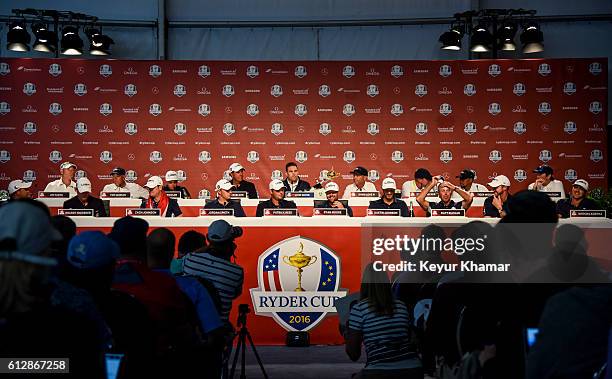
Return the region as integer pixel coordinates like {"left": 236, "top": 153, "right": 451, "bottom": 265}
{"left": 528, "top": 179, "right": 566, "bottom": 199}
{"left": 44, "top": 179, "right": 77, "bottom": 197}
{"left": 451, "top": 182, "right": 488, "bottom": 201}
{"left": 342, "top": 181, "right": 378, "bottom": 199}
{"left": 101, "top": 182, "right": 149, "bottom": 199}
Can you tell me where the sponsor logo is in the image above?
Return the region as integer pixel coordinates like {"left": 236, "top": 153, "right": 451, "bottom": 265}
{"left": 539, "top": 150, "right": 552, "bottom": 163}
{"left": 538, "top": 102, "right": 552, "bottom": 115}
{"left": 488, "top": 64, "right": 501, "bottom": 77}
{"left": 99, "top": 150, "right": 113, "bottom": 164}
{"left": 173, "top": 84, "right": 187, "bottom": 97}
{"left": 538, "top": 63, "right": 551, "bottom": 76}
{"left": 74, "top": 122, "right": 87, "bottom": 135}
{"left": 99, "top": 64, "right": 112, "bottom": 77}
{"left": 390, "top": 65, "right": 404, "bottom": 78}
{"left": 589, "top": 101, "right": 602, "bottom": 115}
{"left": 589, "top": 62, "right": 602, "bottom": 75}
{"left": 439, "top": 103, "right": 452, "bottom": 116}
{"left": 563, "top": 82, "right": 576, "bottom": 95}
{"left": 270, "top": 84, "right": 283, "bottom": 97}
{"left": 247, "top": 150, "right": 260, "bottom": 163}
{"left": 124, "top": 122, "right": 138, "bottom": 135}
{"left": 367, "top": 122, "right": 379, "bottom": 136}
{"left": 342, "top": 65, "right": 355, "bottom": 78}
{"left": 464, "top": 122, "right": 477, "bottom": 135}
{"left": 99, "top": 103, "right": 112, "bottom": 116}
{"left": 590, "top": 149, "right": 603, "bottom": 162}
{"left": 294, "top": 65, "right": 307, "bottom": 78}
{"left": 513, "top": 122, "right": 527, "bottom": 135}
{"left": 463, "top": 83, "right": 476, "bottom": 96}
{"left": 564, "top": 121, "right": 577, "bottom": 134}
{"left": 247, "top": 65, "right": 259, "bottom": 78}
{"left": 439, "top": 65, "right": 452, "bottom": 77}
{"left": 391, "top": 150, "right": 404, "bottom": 163}
{"left": 0, "top": 62, "right": 10, "bottom": 76}
{"left": 565, "top": 169, "right": 578, "bottom": 181}
{"left": 319, "top": 123, "right": 332, "bottom": 136}
{"left": 295, "top": 104, "right": 307, "bottom": 117}
{"left": 489, "top": 150, "right": 502, "bottom": 163}
{"left": 514, "top": 169, "right": 527, "bottom": 182}
{"left": 318, "top": 85, "right": 331, "bottom": 97}
{"left": 149, "top": 151, "right": 162, "bottom": 164}
{"left": 149, "top": 65, "right": 162, "bottom": 77}
{"left": 149, "top": 103, "right": 162, "bottom": 116}
{"left": 22, "top": 82, "right": 36, "bottom": 96}
{"left": 440, "top": 150, "right": 452, "bottom": 164}
{"left": 49, "top": 102, "right": 62, "bottom": 116}
{"left": 513, "top": 82, "right": 526, "bottom": 96}
{"left": 390, "top": 104, "right": 403, "bottom": 116}
{"left": 198, "top": 65, "right": 211, "bottom": 78}
{"left": 366, "top": 84, "right": 379, "bottom": 97}
{"left": 0, "top": 150, "right": 11, "bottom": 163}
{"left": 343, "top": 104, "right": 355, "bottom": 116}
{"left": 488, "top": 103, "right": 501, "bottom": 116}
{"left": 415, "top": 84, "right": 427, "bottom": 97}
{"left": 295, "top": 150, "right": 308, "bottom": 163}
{"left": 438, "top": 86, "right": 452, "bottom": 95}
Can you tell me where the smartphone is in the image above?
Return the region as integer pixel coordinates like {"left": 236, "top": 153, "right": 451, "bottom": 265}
{"left": 526, "top": 328, "right": 539, "bottom": 348}
{"left": 105, "top": 353, "right": 124, "bottom": 379}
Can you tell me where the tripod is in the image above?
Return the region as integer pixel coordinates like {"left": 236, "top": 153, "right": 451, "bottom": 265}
{"left": 229, "top": 304, "right": 268, "bottom": 379}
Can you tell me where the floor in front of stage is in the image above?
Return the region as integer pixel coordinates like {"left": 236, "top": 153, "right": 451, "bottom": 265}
{"left": 241, "top": 345, "right": 366, "bottom": 378}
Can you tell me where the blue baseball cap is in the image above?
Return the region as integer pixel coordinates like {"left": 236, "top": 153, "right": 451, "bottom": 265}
{"left": 207, "top": 220, "right": 242, "bottom": 243}
{"left": 67, "top": 231, "right": 120, "bottom": 269}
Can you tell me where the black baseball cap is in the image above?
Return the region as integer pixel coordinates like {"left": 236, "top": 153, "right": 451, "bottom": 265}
{"left": 110, "top": 167, "right": 126, "bottom": 176}
{"left": 457, "top": 169, "right": 475, "bottom": 180}
{"left": 351, "top": 166, "right": 368, "bottom": 176}
{"left": 414, "top": 168, "right": 432, "bottom": 180}
{"left": 533, "top": 165, "right": 553, "bottom": 175}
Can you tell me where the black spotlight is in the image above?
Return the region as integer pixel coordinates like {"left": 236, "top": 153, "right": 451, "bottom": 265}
{"left": 86, "top": 28, "right": 114, "bottom": 55}
{"left": 60, "top": 25, "right": 83, "bottom": 55}
{"left": 7, "top": 20, "right": 31, "bottom": 52}
{"left": 498, "top": 21, "right": 517, "bottom": 51}
{"left": 470, "top": 23, "right": 493, "bottom": 52}
{"left": 32, "top": 23, "right": 57, "bottom": 53}
{"left": 439, "top": 24, "right": 463, "bottom": 50}
{"left": 520, "top": 21, "right": 544, "bottom": 53}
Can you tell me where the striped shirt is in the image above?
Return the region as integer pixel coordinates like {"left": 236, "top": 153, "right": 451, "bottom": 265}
{"left": 348, "top": 299, "right": 420, "bottom": 368}
{"left": 182, "top": 252, "right": 243, "bottom": 322}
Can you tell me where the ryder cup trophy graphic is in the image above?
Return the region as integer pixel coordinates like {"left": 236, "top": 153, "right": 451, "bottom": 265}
{"left": 283, "top": 243, "right": 317, "bottom": 292}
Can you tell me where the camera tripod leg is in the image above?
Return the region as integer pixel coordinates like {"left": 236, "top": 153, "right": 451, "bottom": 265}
{"left": 246, "top": 331, "right": 268, "bottom": 379}
{"left": 229, "top": 333, "right": 243, "bottom": 379}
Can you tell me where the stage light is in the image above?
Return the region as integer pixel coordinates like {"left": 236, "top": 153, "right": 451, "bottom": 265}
{"left": 470, "top": 23, "right": 493, "bottom": 52}
{"left": 439, "top": 25, "right": 463, "bottom": 50}
{"left": 60, "top": 25, "right": 83, "bottom": 55}
{"left": 498, "top": 21, "right": 517, "bottom": 51}
{"left": 86, "top": 28, "right": 114, "bottom": 55}
{"left": 7, "top": 20, "right": 31, "bottom": 52}
{"left": 32, "top": 23, "right": 57, "bottom": 53}
{"left": 520, "top": 21, "right": 544, "bottom": 53}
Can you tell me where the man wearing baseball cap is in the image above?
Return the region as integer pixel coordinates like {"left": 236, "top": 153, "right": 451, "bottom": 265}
{"left": 228, "top": 163, "right": 258, "bottom": 199}
{"left": 101, "top": 167, "right": 148, "bottom": 199}
{"left": 368, "top": 178, "right": 410, "bottom": 217}
{"left": 555, "top": 179, "right": 600, "bottom": 218}
{"left": 8, "top": 179, "right": 33, "bottom": 200}
{"left": 342, "top": 166, "right": 377, "bottom": 199}
{"left": 44, "top": 161, "right": 77, "bottom": 196}
{"left": 63, "top": 177, "right": 107, "bottom": 217}
{"left": 528, "top": 165, "right": 566, "bottom": 199}
{"left": 203, "top": 179, "right": 246, "bottom": 217}
{"left": 416, "top": 175, "right": 473, "bottom": 215}
{"left": 451, "top": 169, "right": 488, "bottom": 201}
{"left": 314, "top": 182, "right": 354, "bottom": 217}
{"left": 484, "top": 175, "right": 512, "bottom": 218}
{"left": 140, "top": 176, "right": 182, "bottom": 217}
{"left": 255, "top": 179, "right": 297, "bottom": 217}
{"left": 401, "top": 168, "right": 434, "bottom": 198}
{"left": 163, "top": 170, "right": 191, "bottom": 199}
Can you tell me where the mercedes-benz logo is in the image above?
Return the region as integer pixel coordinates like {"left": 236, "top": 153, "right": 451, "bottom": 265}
{"left": 297, "top": 126, "right": 305, "bottom": 133}
{"left": 52, "top": 125, "right": 60, "bottom": 133}
{"left": 152, "top": 86, "right": 159, "bottom": 94}
{"left": 225, "top": 106, "right": 232, "bottom": 114}
{"left": 370, "top": 153, "right": 377, "bottom": 160}
{"left": 393, "top": 87, "right": 401, "bottom": 94}
{"left": 321, "top": 68, "right": 329, "bottom": 75}
{"left": 201, "top": 173, "right": 209, "bottom": 181}
{"left": 77, "top": 67, "right": 85, "bottom": 75}
{"left": 128, "top": 154, "right": 135, "bottom": 160}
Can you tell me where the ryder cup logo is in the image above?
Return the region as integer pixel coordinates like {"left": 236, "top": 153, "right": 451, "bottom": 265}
{"left": 319, "top": 170, "right": 329, "bottom": 182}
{"left": 319, "top": 123, "right": 331, "bottom": 136}
{"left": 318, "top": 85, "right": 331, "bottom": 97}
{"left": 439, "top": 64, "right": 452, "bottom": 77}
{"left": 100, "top": 150, "right": 113, "bottom": 164}
{"left": 440, "top": 150, "right": 453, "bottom": 164}
{"left": 513, "top": 82, "right": 526, "bottom": 96}
{"left": 368, "top": 170, "right": 380, "bottom": 182}
{"left": 271, "top": 170, "right": 283, "bottom": 181}
{"left": 367, "top": 122, "right": 379, "bottom": 136}
{"left": 514, "top": 121, "right": 527, "bottom": 135}
{"left": 488, "top": 64, "right": 501, "bottom": 77}
{"left": 590, "top": 149, "right": 603, "bottom": 163}
{"left": 149, "top": 151, "right": 162, "bottom": 164}
{"left": 223, "top": 123, "right": 235, "bottom": 136}
{"left": 23, "top": 82, "right": 36, "bottom": 96}
{"left": 177, "top": 170, "right": 186, "bottom": 181}
{"left": 295, "top": 104, "right": 307, "bottom": 117}
{"left": 49, "top": 63, "right": 62, "bottom": 77}
{"left": 0, "top": 62, "right": 10, "bottom": 76}
{"left": 149, "top": 64, "right": 162, "bottom": 78}
{"left": 250, "top": 237, "right": 346, "bottom": 332}
{"left": 489, "top": 150, "right": 502, "bottom": 163}
{"left": 271, "top": 123, "right": 284, "bottom": 136}
{"left": 0, "top": 102, "right": 10, "bottom": 115}
{"left": 565, "top": 169, "right": 577, "bottom": 181}
{"left": 563, "top": 82, "right": 576, "bottom": 95}
{"left": 198, "top": 103, "right": 211, "bottom": 117}
{"left": 198, "top": 151, "right": 211, "bottom": 164}
{"left": 538, "top": 63, "right": 551, "bottom": 76}
{"left": 75, "top": 170, "right": 87, "bottom": 181}
{"left": 173, "top": 84, "right": 187, "bottom": 97}
{"left": 463, "top": 83, "right": 476, "bottom": 96}
{"left": 415, "top": 122, "right": 428, "bottom": 136}
{"left": 343, "top": 150, "right": 356, "bottom": 163}
{"left": 539, "top": 150, "right": 552, "bottom": 163}
{"left": 74, "top": 83, "right": 87, "bottom": 96}
{"left": 126, "top": 171, "right": 137, "bottom": 183}
{"left": 538, "top": 102, "right": 551, "bottom": 115}
{"left": 198, "top": 65, "right": 211, "bottom": 78}
{"left": 564, "top": 121, "right": 577, "bottom": 134}
{"left": 488, "top": 103, "right": 501, "bottom": 116}
{"left": 295, "top": 65, "right": 307, "bottom": 78}
{"left": 23, "top": 170, "right": 36, "bottom": 181}
{"left": 24, "top": 121, "right": 37, "bottom": 135}
{"left": 391, "top": 65, "right": 404, "bottom": 78}
{"left": 271, "top": 84, "right": 283, "bottom": 97}
{"left": 247, "top": 151, "right": 260, "bottom": 163}
{"left": 74, "top": 122, "right": 87, "bottom": 135}
{"left": 589, "top": 62, "right": 602, "bottom": 75}
{"left": 415, "top": 84, "right": 427, "bottom": 97}
{"left": 589, "top": 101, "right": 602, "bottom": 115}
{"left": 0, "top": 150, "right": 10, "bottom": 164}
{"left": 390, "top": 104, "right": 403, "bottom": 116}
{"left": 99, "top": 103, "right": 112, "bottom": 116}
{"left": 439, "top": 103, "right": 452, "bottom": 116}
{"left": 295, "top": 150, "right": 308, "bottom": 164}
{"left": 247, "top": 104, "right": 259, "bottom": 116}
{"left": 125, "top": 122, "right": 138, "bottom": 136}
{"left": 366, "top": 84, "right": 379, "bottom": 97}
{"left": 391, "top": 150, "right": 404, "bottom": 163}
{"left": 246, "top": 65, "right": 259, "bottom": 78}
{"left": 49, "top": 102, "right": 62, "bottom": 116}
{"left": 198, "top": 189, "right": 211, "bottom": 199}
{"left": 149, "top": 103, "right": 162, "bottom": 116}
{"left": 343, "top": 104, "right": 355, "bottom": 116}
{"left": 514, "top": 169, "right": 527, "bottom": 182}
{"left": 342, "top": 65, "right": 355, "bottom": 78}
{"left": 174, "top": 122, "right": 187, "bottom": 136}
{"left": 464, "top": 122, "right": 477, "bottom": 135}
{"left": 99, "top": 64, "right": 112, "bottom": 77}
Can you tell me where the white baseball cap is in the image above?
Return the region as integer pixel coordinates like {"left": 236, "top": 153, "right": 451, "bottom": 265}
{"left": 165, "top": 170, "right": 179, "bottom": 181}
{"left": 573, "top": 179, "right": 589, "bottom": 191}
{"left": 215, "top": 179, "right": 234, "bottom": 192}
{"left": 324, "top": 182, "right": 340, "bottom": 193}
{"left": 60, "top": 161, "right": 77, "bottom": 170}
{"left": 8, "top": 180, "right": 32, "bottom": 195}
{"left": 488, "top": 175, "right": 511, "bottom": 188}
{"left": 76, "top": 177, "right": 92, "bottom": 193}
{"left": 229, "top": 163, "right": 245, "bottom": 173}
{"left": 381, "top": 177, "right": 397, "bottom": 190}
{"left": 144, "top": 176, "right": 163, "bottom": 189}
{"left": 269, "top": 179, "right": 285, "bottom": 191}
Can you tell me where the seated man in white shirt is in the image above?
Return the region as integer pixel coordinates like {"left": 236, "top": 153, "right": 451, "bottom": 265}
{"left": 44, "top": 161, "right": 77, "bottom": 197}
{"left": 342, "top": 166, "right": 377, "bottom": 199}
{"left": 401, "top": 168, "right": 433, "bottom": 198}
{"left": 101, "top": 167, "right": 148, "bottom": 199}
{"left": 528, "top": 165, "right": 566, "bottom": 199}
{"left": 451, "top": 169, "right": 488, "bottom": 201}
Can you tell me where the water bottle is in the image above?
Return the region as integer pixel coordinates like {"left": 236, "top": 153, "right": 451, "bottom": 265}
{"left": 409, "top": 200, "right": 414, "bottom": 217}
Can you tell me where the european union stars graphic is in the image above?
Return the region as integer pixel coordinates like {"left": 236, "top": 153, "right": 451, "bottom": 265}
{"left": 317, "top": 248, "right": 337, "bottom": 291}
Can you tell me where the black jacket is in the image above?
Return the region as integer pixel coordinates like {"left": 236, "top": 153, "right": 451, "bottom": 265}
{"left": 63, "top": 195, "right": 107, "bottom": 217}
{"left": 282, "top": 178, "right": 311, "bottom": 192}
{"left": 204, "top": 199, "right": 246, "bottom": 217}
{"left": 256, "top": 199, "right": 297, "bottom": 217}
{"left": 234, "top": 181, "right": 258, "bottom": 199}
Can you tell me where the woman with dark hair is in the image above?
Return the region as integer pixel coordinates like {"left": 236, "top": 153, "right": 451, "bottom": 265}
{"left": 345, "top": 263, "right": 422, "bottom": 379}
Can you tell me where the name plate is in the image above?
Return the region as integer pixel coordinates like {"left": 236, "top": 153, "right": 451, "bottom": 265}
{"left": 544, "top": 192, "right": 562, "bottom": 198}
{"left": 472, "top": 191, "right": 493, "bottom": 197}
{"left": 126, "top": 208, "right": 161, "bottom": 216}
{"left": 38, "top": 191, "right": 69, "bottom": 198}
{"left": 286, "top": 191, "right": 315, "bottom": 198}
{"left": 199, "top": 209, "right": 234, "bottom": 216}
{"left": 367, "top": 209, "right": 401, "bottom": 217}
{"left": 409, "top": 191, "right": 437, "bottom": 197}
{"left": 100, "top": 192, "right": 131, "bottom": 198}
{"left": 570, "top": 210, "right": 606, "bottom": 218}
{"left": 431, "top": 208, "right": 466, "bottom": 217}
{"left": 313, "top": 208, "right": 347, "bottom": 216}
{"left": 263, "top": 208, "right": 298, "bottom": 216}
{"left": 230, "top": 191, "right": 248, "bottom": 199}
{"left": 58, "top": 208, "right": 94, "bottom": 217}
{"left": 166, "top": 191, "right": 181, "bottom": 199}
{"left": 351, "top": 191, "right": 379, "bottom": 198}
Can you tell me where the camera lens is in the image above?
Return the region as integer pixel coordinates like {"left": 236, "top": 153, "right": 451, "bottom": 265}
{"left": 231, "top": 226, "right": 243, "bottom": 239}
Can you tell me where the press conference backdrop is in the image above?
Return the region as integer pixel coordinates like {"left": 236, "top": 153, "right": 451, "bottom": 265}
{"left": 0, "top": 58, "right": 607, "bottom": 196}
